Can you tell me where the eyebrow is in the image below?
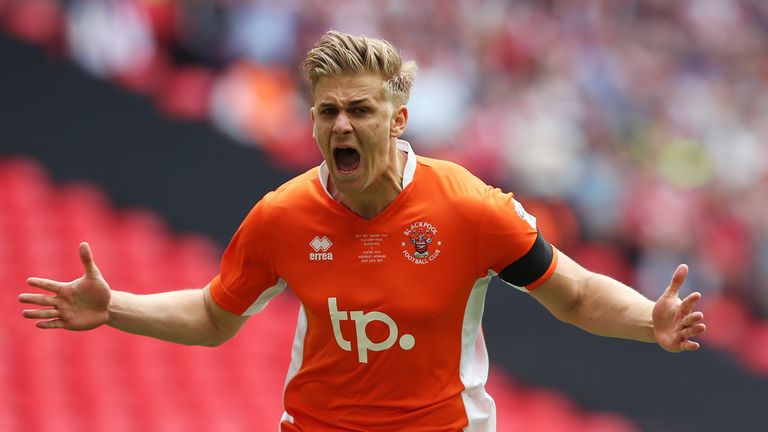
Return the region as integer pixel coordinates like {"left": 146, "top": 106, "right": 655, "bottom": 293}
{"left": 348, "top": 99, "right": 370, "bottom": 106}
{"left": 317, "top": 98, "right": 371, "bottom": 109}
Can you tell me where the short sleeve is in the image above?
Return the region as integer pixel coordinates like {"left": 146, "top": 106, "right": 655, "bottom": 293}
{"left": 210, "top": 194, "right": 285, "bottom": 315}
{"left": 478, "top": 187, "right": 557, "bottom": 291}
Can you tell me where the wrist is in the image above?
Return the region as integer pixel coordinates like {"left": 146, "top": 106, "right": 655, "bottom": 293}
{"left": 105, "top": 289, "right": 126, "bottom": 327}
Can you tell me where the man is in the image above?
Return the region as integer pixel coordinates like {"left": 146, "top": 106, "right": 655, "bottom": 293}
{"left": 19, "top": 31, "right": 706, "bottom": 431}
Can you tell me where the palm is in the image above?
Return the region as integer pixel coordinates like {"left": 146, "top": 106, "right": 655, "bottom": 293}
{"left": 55, "top": 274, "right": 110, "bottom": 330}
{"left": 19, "top": 242, "right": 111, "bottom": 330}
{"left": 652, "top": 264, "right": 706, "bottom": 352}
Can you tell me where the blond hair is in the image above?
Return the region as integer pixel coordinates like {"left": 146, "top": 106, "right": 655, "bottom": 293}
{"left": 303, "top": 30, "right": 417, "bottom": 107}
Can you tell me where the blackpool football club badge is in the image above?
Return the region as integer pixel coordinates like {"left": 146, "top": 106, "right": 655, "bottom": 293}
{"left": 401, "top": 221, "right": 441, "bottom": 264}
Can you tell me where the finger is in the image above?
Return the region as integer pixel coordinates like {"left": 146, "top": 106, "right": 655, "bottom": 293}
{"left": 26, "top": 277, "right": 66, "bottom": 294}
{"left": 79, "top": 242, "right": 102, "bottom": 279}
{"left": 681, "top": 339, "right": 700, "bottom": 351}
{"left": 682, "top": 311, "right": 704, "bottom": 327}
{"left": 22, "top": 308, "right": 61, "bottom": 319}
{"left": 680, "top": 292, "right": 702, "bottom": 315}
{"left": 36, "top": 319, "right": 64, "bottom": 329}
{"left": 683, "top": 323, "right": 707, "bottom": 339}
{"left": 18, "top": 293, "right": 59, "bottom": 307}
{"left": 664, "top": 264, "right": 689, "bottom": 297}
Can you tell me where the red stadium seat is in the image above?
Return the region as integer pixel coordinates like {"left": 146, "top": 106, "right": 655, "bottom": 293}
{"left": 700, "top": 295, "right": 751, "bottom": 352}
{"left": 737, "top": 323, "right": 768, "bottom": 375}
{"left": 2, "top": 0, "right": 63, "bottom": 47}
{"left": 1, "top": 156, "right": 642, "bottom": 431}
{"left": 154, "top": 66, "right": 215, "bottom": 121}
{"left": 582, "top": 412, "right": 641, "bottom": 432}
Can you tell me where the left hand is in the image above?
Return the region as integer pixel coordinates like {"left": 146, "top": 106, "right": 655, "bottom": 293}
{"left": 19, "top": 242, "right": 111, "bottom": 331}
{"left": 652, "top": 264, "right": 707, "bottom": 352}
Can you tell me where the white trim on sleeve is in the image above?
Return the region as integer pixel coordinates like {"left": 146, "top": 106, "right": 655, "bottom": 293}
{"left": 242, "top": 278, "right": 287, "bottom": 316}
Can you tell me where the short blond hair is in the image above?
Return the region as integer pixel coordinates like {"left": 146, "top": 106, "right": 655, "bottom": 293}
{"left": 303, "top": 30, "right": 417, "bottom": 107}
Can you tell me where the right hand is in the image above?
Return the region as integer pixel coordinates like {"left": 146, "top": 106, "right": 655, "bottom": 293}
{"left": 652, "top": 264, "right": 706, "bottom": 353}
{"left": 19, "top": 242, "right": 111, "bottom": 330}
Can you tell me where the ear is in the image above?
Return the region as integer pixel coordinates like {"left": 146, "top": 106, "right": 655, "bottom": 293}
{"left": 390, "top": 105, "right": 408, "bottom": 138}
{"left": 310, "top": 107, "right": 317, "bottom": 139}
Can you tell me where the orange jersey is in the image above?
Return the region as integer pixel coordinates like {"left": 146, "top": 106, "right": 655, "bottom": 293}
{"left": 210, "top": 141, "right": 557, "bottom": 431}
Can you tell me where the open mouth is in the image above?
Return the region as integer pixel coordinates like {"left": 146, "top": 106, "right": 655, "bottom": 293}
{"left": 333, "top": 147, "right": 360, "bottom": 173}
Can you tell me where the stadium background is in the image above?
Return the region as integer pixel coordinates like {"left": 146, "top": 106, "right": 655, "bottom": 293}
{"left": 2, "top": 0, "right": 768, "bottom": 431}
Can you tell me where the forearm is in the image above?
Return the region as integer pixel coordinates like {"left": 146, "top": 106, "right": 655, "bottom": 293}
{"left": 570, "top": 273, "right": 656, "bottom": 343}
{"left": 107, "top": 287, "right": 225, "bottom": 346}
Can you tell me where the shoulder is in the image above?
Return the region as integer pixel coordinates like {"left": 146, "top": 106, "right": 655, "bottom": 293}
{"left": 242, "top": 167, "right": 322, "bottom": 227}
{"left": 414, "top": 156, "right": 533, "bottom": 230}
{"left": 262, "top": 167, "right": 321, "bottom": 208}
{"left": 271, "top": 167, "right": 319, "bottom": 199}
{"left": 415, "top": 156, "right": 492, "bottom": 204}
{"left": 416, "top": 156, "right": 488, "bottom": 189}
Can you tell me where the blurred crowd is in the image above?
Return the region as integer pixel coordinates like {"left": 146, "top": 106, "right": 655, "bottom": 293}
{"left": 3, "top": 0, "right": 768, "bottom": 314}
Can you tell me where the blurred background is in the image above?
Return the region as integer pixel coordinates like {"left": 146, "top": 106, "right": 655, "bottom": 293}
{"left": 2, "top": 0, "right": 768, "bottom": 431}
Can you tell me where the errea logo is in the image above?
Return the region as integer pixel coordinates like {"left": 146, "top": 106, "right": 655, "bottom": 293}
{"left": 310, "top": 236, "right": 333, "bottom": 261}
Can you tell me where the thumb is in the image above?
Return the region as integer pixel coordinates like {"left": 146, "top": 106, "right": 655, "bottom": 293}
{"left": 663, "top": 264, "right": 688, "bottom": 297}
{"left": 79, "top": 242, "right": 102, "bottom": 278}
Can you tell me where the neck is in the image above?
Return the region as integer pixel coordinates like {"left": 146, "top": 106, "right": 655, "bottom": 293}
{"left": 329, "top": 143, "right": 408, "bottom": 220}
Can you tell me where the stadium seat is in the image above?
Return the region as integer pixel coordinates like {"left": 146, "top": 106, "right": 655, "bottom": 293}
{"left": 737, "top": 322, "right": 768, "bottom": 375}
{"left": 2, "top": 0, "right": 63, "bottom": 47}
{"left": 154, "top": 66, "right": 215, "bottom": 121}
{"left": 0, "top": 156, "right": 644, "bottom": 431}
{"left": 113, "top": 50, "right": 172, "bottom": 95}
{"left": 700, "top": 295, "right": 751, "bottom": 352}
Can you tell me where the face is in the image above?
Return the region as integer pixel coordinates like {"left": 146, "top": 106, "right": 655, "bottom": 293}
{"left": 310, "top": 73, "right": 407, "bottom": 197}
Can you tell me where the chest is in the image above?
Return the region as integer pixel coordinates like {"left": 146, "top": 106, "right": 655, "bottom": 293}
{"left": 271, "top": 208, "right": 480, "bottom": 322}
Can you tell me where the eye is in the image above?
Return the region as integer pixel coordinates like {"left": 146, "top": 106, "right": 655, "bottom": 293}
{"left": 351, "top": 107, "right": 369, "bottom": 115}
{"left": 320, "top": 107, "right": 338, "bottom": 116}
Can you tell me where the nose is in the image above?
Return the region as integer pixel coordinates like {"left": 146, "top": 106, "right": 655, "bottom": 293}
{"left": 332, "top": 111, "right": 353, "bottom": 134}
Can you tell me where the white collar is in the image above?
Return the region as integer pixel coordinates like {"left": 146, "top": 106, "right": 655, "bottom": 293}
{"left": 318, "top": 139, "right": 417, "bottom": 198}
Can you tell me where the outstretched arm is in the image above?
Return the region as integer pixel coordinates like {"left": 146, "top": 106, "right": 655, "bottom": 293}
{"left": 19, "top": 242, "right": 246, "bottom": 347}
{"left": 530, "top": 250, "right": 706, "bottom": 352}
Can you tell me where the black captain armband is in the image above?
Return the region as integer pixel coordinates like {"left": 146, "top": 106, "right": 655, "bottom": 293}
{"left": 498, "top": 232, "right": 554, "bottom": 287}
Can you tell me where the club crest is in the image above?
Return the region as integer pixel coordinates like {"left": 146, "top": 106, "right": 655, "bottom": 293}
{"left": 401, "top": 221, "right": 441, "bottom": 264}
